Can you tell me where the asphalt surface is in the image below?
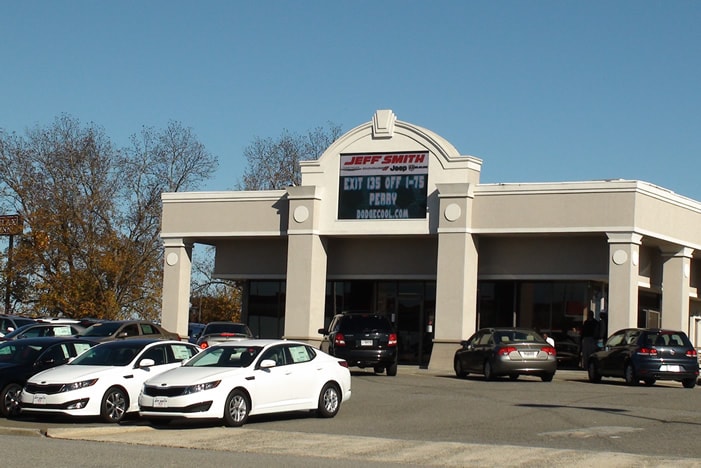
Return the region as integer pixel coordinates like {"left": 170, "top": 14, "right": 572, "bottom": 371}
{"left": 3, "top": 368, "right": 701, "bottom": 467}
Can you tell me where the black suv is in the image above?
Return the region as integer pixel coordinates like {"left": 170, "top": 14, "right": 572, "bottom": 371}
{"left": 318, "top": 313, "right": 398, "bottom": 376}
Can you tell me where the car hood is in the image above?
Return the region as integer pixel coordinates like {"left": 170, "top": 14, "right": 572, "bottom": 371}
{"left": 28, "top": 365, "right": 126, "bottom": 384}
{"left": 145, "top": 366, "right": 248, "bottom": 387}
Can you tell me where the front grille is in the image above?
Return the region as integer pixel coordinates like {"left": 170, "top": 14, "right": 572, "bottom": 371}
{"left": 143, "top": 385, "right": 188, "bottom": 397}
{"left": 24, "top": 383, "right": 63, "bottom": 395}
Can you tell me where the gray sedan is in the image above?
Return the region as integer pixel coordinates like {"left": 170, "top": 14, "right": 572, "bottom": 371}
{"left": 453, "top": 327, "right": 557, "bottom": 381}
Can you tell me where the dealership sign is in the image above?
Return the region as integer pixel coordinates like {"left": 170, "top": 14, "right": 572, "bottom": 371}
{"left": 0, "top": 215, "right": 22, "bottom": 236}
{"left": 338, "top": 152, "right": 428, "bottom": 220}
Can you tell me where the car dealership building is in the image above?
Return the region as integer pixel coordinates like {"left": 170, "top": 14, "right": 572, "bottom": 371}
{"left": 159, "top": 110, "right": 701, "bottom": 371}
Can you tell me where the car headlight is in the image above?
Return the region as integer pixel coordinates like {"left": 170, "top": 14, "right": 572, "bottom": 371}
{"left": 60, "top": 379, "right": 98, "bottom": 392}
{"left": 183, "top": 380, "right": 221, "bottom": 395}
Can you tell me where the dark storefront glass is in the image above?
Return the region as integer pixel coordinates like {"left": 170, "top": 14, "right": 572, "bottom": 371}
{"left": 246, "top": 281, "right": 286, "bottom": 339}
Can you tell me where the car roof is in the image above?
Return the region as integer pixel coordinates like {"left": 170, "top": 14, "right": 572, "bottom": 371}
{"left": 209, "top": 339, "right": 298, "bottom": 348}
{"left": 0, "top": 336, "right": 96, "bottom": 346}
{"left": 91, "top": 338, "right": 181, "bottom": 347}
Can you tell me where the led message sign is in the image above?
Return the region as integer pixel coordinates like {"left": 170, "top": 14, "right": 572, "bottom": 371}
{"left": 338, "top": 152, "right": 428, "bottom": 220}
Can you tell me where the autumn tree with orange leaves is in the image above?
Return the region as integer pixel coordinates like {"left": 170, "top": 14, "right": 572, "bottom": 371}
{"left": 0, "top": 115, "right": 217, "bottom": 320}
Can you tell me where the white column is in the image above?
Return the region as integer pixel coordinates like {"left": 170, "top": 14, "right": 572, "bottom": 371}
{"left": 661, "top": 246, "right": 693, "bottom": 332}
{"left": 161, "top": 239, "right": 193, "bottom": 339}
{"left": 606, "top": 232, "right": 642, "bottom": 333}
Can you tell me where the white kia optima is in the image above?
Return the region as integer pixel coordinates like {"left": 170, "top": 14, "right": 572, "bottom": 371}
{"left": 21, "top": 339, "right": 199, "bottom": 423}
{"left": 138, "top": 339, "right": 352, "bottom": 427}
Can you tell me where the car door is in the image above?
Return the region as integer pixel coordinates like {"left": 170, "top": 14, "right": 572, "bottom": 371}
{"left": 460, "top": 332, "right": 485, "bottom": 373}
{"left": 251, "top": 344, "right": 314, "bottom": 413}
{"left": 597, "top": 330, "right": 628, "bottom": 376}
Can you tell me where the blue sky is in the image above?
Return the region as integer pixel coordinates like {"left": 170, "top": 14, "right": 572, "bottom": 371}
{"left": 2, "top": 1, "right": 700, "bottom": 200}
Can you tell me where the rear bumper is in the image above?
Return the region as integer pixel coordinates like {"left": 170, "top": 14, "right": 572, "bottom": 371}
{"left": 332, "top": 348, "right": 397, "bottom": 368}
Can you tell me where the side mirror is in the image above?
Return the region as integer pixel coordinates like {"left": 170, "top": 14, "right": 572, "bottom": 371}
{"left": 259, "top": 359, "right": 276, "bottom": 369}
{"left": 139, "top": 358, "right": 155, "bottom": 368}
{"left": 318, "top": 328, "right": 328, "bottom": 335}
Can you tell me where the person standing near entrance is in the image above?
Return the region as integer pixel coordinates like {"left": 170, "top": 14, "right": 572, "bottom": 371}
{"left": 580, "top": 311, "right": 599, "bottom": 369}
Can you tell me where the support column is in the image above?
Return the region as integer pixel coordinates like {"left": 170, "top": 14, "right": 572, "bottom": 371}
{"left": 661, "top": 246, "right": 693, "bottom": 332}
{"left": 606, "top": 232, "right": 642, "bottom": 333}
{"left": 429, "top": 183, "right": 477, "bottom": 373}
{"left": 161, "top": 239, "right": 193, "bottom": 340}
{"left": 284, "top": 186, "right": 327, "bottom": 345}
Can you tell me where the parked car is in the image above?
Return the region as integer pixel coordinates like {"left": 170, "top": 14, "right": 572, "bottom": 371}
{"left": 453, "top": 327, "right": 557, "bottom": 381}
{"left": 318, "top": 313, "right": 398, "bottom": 376}
{"left": 195, "top": 321, "right": 254, "bottom": 349}
{"left": 0, "top": 315, "right": 36, "bottom": 337}
{"left": 587, "top": 328, "right": 699, "bottom": 388}
{"left": 139, "top": 339, "right": 351, "bottom": 427}
{"left": 187, "top": 323, "right": 206, "bottom": 344}
{"left": 80, "top": 320, "right": 180, "bottom": 342}
{"left": 20, "top": 339, "right": 199, "bottom": 423}
{"left": 0, "top": 337, "right": 96, "bottom": 417}
{"left": 0, "top": 322, "right": 85, "bottom": 341}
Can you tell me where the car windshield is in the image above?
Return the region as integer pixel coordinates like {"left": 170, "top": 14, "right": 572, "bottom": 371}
{"left": 184, "top": 345, "right": 262, "bottom": 368}
{"left": 82, "top": 322, "right": 123, "bottom": 337}
{"left": 70, "top": 342, "right": 145, "bottom": 366}
{"left": 203, "top": 323, "right": 251, "bottom": 336}
{"left": 339, "top": 316, "right": 391, "bottom": 333}
{"left": 0, "top": 342, "right": 45, "bottom": 364}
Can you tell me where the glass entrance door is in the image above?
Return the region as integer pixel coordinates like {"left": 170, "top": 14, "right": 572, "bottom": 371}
{"left": 396, "top": 291, "right": 433, "bottom": 367}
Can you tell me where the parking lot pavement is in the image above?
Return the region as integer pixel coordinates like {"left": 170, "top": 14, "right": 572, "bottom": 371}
{"left": 4, "top": 425, "right": 688, "bottom": 467}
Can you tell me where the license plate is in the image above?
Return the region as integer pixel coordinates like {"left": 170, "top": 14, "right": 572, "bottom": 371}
{"left": 520, "top": 351, "right": 538, "bottom": 358}
{"left": 33, "top": 394, "right": 47, "bottom": 405}
{"left": 660, "top": 365, "right": 681, "bottom": 372}
{"left": 154, "top": 397, "right": 169, "bottom": 408}
{"left": 361, "top": 339, "right": 373, "bottom": 346}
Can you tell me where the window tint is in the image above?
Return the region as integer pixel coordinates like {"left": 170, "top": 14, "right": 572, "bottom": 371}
{"left": 338, "top": 315, "right": 392, "bottom": 333}
{"left": 260, "top": 346, "right": 288, "bottom": 366}
{"left": 606, "top": 332, "right": 626, "bottom": 347}
{"left": 122, "top": 324, "right": 140, "bottom": 337}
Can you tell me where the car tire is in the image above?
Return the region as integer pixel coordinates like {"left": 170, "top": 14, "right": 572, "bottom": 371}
{"left": 541, "top": 373, "right": 554, "bottom": 382}
{"left": 454, "top": 358, "right": 467, "bottom": 378}
{"left": 483, "top": 361, "right": 494, "bottom": 381}
{"left": 0, "top": 383, "right": 22, "bottom": 418}
{"left": 373, "top": 366, "right": 384, "bottom": 374}
{"left": 101, "top": 386, "right": 128, "bottom": 423}
{"left": 624, "top": 363, "right": 638, "bottom": 386}
{"left": 386, "top": 362, "right": 398, "bottom": 376}
{"left": 682, "top": 378, "right": 696, "bottom": 389}
{"left": 317, "top": 382, "right": 341, "bottom": 418}
{"left": 643, "top": 378, "right": 656, "bottom": 386}
{"left": 587, "top": 361, "right": 601, "bottom": 383}
{"left": 223, "top": 389, "right": 250, "bottom": 427}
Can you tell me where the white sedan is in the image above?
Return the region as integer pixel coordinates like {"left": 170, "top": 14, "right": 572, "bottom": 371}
{"left": 139, "top": 339, "right": 352, "bottom": 427}
{"left": 21, "top": 339, "right": 199, "bottom": 423}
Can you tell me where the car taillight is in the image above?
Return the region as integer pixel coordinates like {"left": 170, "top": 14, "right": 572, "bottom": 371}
{"left": 541, "top": 346, "right": 556, "bottom": 356}
{"left": 638, "top": 347, "right": 658, "bottom": 356}
{"left": 200, "top": 342, "right": 209, "bottom": 349}
{"left": 686, "top": 349, "right": 697, "bottom": 358}
{"left": 498, "top": 346, "right": 517, "bottom": 356}
{"left": 334, "top": 333, "right": 346, "bottom": 346}
{"left": 338, "top": 360, "right": 349, "bottom": 368}
{"left": 388, "top": 333, "right": 398, "bottom": 347}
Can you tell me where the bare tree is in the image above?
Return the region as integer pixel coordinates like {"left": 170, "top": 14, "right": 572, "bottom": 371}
{"left": 239, "top": 123, "right": 343, "bottom": 190}
{"left": 0, "top": 115, "right": 217, "bottom": 319}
